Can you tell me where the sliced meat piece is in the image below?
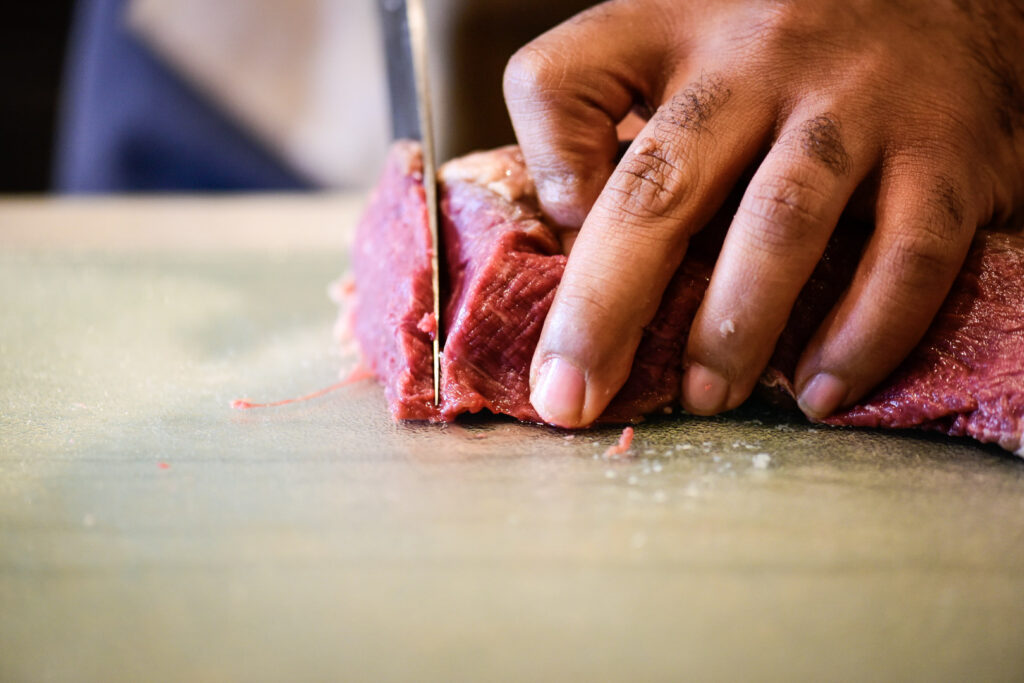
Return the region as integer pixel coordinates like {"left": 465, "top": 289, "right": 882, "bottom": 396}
{"left": 350, "top": 141, "right": 439, "bottom": 420}
{"left": 438, "top": 150, "right": 563, "bottom": 421}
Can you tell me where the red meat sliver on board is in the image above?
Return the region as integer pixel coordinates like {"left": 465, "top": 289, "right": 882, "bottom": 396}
{"left": 604, "top": 427, "right": 635, "bottom": 458}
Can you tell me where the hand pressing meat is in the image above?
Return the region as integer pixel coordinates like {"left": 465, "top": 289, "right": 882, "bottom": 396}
{"left": 503, "top": 0, "right": 1024, "bottom": 429}
{"left": 349, "top": 142, "right": 1024, "bottom": 453}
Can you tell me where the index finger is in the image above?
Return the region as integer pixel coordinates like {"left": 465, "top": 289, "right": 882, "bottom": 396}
{"left": 529, "top": 75, "right": 770, "bottom": 427}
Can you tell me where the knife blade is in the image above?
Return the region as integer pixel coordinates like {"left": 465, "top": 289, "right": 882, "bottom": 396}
{"left": 379, "top": 0, "right": 442, "bottom": 406}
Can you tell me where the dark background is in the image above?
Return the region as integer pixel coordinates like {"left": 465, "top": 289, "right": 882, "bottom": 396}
{"left": 449, "top": 0, "right": 594, "bottom": 158}
{"left": 1, "top": 3, "right": 75, "bottom": 193}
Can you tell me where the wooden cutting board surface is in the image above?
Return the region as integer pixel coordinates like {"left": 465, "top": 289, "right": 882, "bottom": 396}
{"left": 2, "top": 195, "right": 1023, "bottom": 682}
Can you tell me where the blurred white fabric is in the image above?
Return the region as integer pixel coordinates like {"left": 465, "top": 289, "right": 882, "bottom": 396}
{"left": 124, "top": 0, "right": 588, "bottom": 189}
{"left": 127, "top": 0, "right": 396, "bottom": 188}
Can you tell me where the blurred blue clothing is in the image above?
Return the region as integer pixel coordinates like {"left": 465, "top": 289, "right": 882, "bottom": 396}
{"left": 55, "top": 0, "right": 312, "bottom": 193}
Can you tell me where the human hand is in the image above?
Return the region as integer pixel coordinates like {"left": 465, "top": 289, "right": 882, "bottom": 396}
{"left": 504, "top": 0, "right": 1024, "bottom": 427}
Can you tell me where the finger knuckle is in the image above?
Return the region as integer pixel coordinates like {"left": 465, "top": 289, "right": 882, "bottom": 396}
{"left": 925, "top": 175, "right": 969, "bottom": 230}
{"left": 788, "top": 113, "right": 852, "bottom": 176}
{"left": 876, "top": 173, "right": 974, "bottom": 300}
{"left": 503, "top": 46, "right": 559, "bottom": 102}
{"left": 885, "top": 229, "right": 962, "bottom": 295}
{"left": 606, "top": 142, "right": 693, "bottom": 223}
{"left": 592, "top": 74, "right": 732, "bottom": 226}
{"left": 740, "top": 175, "right": 830, "bottom": 253}
{"left": 653, "top": 73, "right": 732, "bottom": 134}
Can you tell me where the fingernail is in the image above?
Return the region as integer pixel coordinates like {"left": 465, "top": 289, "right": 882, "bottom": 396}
{"left": 531, "top": 357, "right": 586, "bottom": 427}
{"left": 683, "top": 363, "right": 729, "bottom": 415}
{"left": 798, "top": 373, "right": 848, "bottom": 419}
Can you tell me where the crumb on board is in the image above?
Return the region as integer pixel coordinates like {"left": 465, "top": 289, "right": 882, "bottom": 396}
{"left": 603, "top": 426, "right": 635, "bottom": 458}
{"left": 327, "top": 276, "right": 356, "bottom": 303}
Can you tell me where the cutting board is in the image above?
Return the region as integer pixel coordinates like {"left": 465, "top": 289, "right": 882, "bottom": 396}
{"left": 2, "top": 195, "right": 1023, "bottom": 682}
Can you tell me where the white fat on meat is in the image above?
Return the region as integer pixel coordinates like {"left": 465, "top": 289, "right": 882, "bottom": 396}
{"left": 439, "top": 146, "right": 535, "bottom": 203}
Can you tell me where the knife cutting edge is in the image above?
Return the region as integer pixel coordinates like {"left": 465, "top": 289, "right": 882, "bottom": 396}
{"left": 379, "top": 0, "right": 442, "bottom": 405}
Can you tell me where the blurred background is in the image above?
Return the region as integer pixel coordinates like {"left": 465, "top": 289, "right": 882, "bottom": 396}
{"left": 2, "top": 0, "right": 594, "bottom": 195}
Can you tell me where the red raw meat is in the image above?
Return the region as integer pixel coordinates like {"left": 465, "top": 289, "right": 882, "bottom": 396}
{"left": 350, "top": 142, "right": 1024, "bottom": 456}
{"left": 350, "top": 141, "right": 436, "bottom": 420}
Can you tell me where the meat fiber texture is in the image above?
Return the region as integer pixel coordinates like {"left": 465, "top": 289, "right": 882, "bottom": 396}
{"left": 350, "top": 141, "right": 437, "bottom": 420}
{"left": 350, "top": 141, "right": 1024, "bottom": 456}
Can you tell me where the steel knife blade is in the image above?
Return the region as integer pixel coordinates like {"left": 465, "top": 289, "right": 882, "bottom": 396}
{"left": 379, "top": 0, "right": 442, "bottom": 406}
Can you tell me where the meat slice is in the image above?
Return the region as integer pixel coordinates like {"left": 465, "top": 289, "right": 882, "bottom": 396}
{"left": 350, "top": 141, "right": 437, "bottom": 420}
{"left": 438, "top": 147, "right": 563, "bottom": 421}
{"left": 350, "top": 142, "right": 1024, "bottom": 456}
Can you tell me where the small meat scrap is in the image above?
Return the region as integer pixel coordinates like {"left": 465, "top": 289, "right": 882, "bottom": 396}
{"left": 347, "top": 141, "right": 1024, "bottom": 456}
{"left": 416, "top": 311, "right": 437, "bottom": 338}
{"left": 350, "top": 142, "right": 438, "bottom": 420}
{"left": 604, "top": 426, "right": 635, "bottom": 458}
